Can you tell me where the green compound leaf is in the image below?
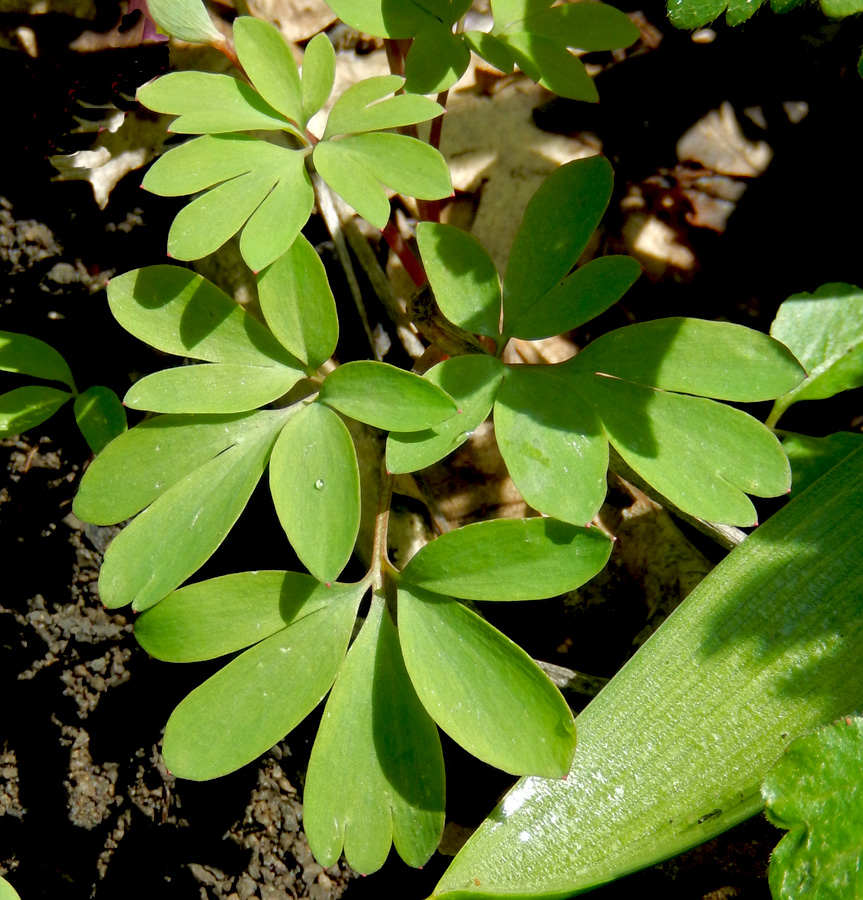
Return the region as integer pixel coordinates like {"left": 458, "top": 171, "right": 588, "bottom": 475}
{"left": 160, "top": 582, "right": 363, "bottom": 780}
{"left": 517, "top": 2, "right": 641, "bottom": 51}
{"left": 497, "top": 32, "right": 598, "bottom": 102}
{"left": 404, "top": 20, "right": 472, "bottom": 94}
{"left": 769, "top": 283, "right": 863, "bottom": 425}
{"left": 782, "top": 431, "right": 863, "bottom": 496}
{"left": 123, "top": 363, "right": 301, "bottom": 414}
{"left": 138, "top": 72, "right": 297, "bottom": 134}
{"left": 234, "top": 17, "right": 303, "bottom": 125}
{"left": 763, "top": 716, "right": 863, "bottom": 900}
{"left": 507, "top": 255, "right": 640, "bottom": 341}
{"left": 386, "top": 354, "right": 506, "bottom": 474}
{"left": 95, "top": 409, "right": 290, "bottom": 611}
{"left": 0, "top": 385, "right": 71, "bottom": 438}
{"left": 147, "top": 0, "right": 223, "bottom": 43}
{"left": 323, "top": 75, "right": 443, "bottom": 139}
{"left": 136, "top": 571, "right": 357, "bottom": 661}
{"left": 434, "top": 447, "right": 863, "bottom": 900}
{"left": 400, "top": 517, "right": 612, "bottom": 601}
{"left": 320, "top": 360, "right": 458, "bottom": 431}
{"left": 0, "top": 330, "right": 75, "bottom": 389}
{"left": 269, "top": 402, "right": 360, "bottom": 584}
{"left": 503, "top": 156, "right": 613, "bottom": 343}
{"left": 574, "top": 318, "right": 806, "bottom": 402}
{"left": 494, "top": 365, "right": 608, "bottom": 526}
{"left": 73, "top": 386, "right": 126, "bottom": 454}
{"left": 417, "top": 222, "right": 502, "bottom": 339}
{"left": 398, "top": 583, "right": 577, "bottom": 777}
{"left": 258, "top": 235, "right": 338, "bottom": 369}
{"left": 108, "top": 266, "right": 304, "bottom": 370}
{"left": 314, "top": 133, "right": 452, "bottom": 229}
{"left": 304, "top": 599, "right": 445, "bottom": 874}
{"left": 320, "top": 0, "right": 444, "bottom": 38}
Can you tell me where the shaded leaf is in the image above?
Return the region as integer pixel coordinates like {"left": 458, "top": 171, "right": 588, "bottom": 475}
{"left": 398, "top": 583, "right": 576, "bottom": 776}
{"left": 269, "top": 402, "right": 360, "bottom": 583}
{"left": 462, "top": 31, "right": 515, "bottom": 73}
{"left": 73, "top": 385, "right": 126, "bottom": 454}
{"left": 0, "top": 330, "right": 75, "bottom": 389}
{"left": 491, "top": 0, "right": 555, "bottom": 30}
{"left": 498, "top": 32, "right": 599, "bottom": 102}
{"left": 301, "top": 33, "right": 336, "bottom": 125}
{"left": 782, "top": 431, "right": 863, "bottom": 496}
{"left": 234, "top": 17, "right": 303, "bottom": 124}
{"left": 147, "top": 0, "right": 223, "bottom": 43}
{"left": 304, "top": 599, "right": 445, "bottom": 873}
{"left": 401, "top": 517, "right": 611, "bottom": 600}
{"left": 0, "top": 385, "right": 71, "bottom": 438}
{"left": 518, "top": 2, "right": 641, "bottom": 50}
{"left": 404, "top": 20, "right": 472, "bottom": 94}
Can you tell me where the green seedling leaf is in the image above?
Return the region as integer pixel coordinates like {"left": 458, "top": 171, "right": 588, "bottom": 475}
{"left": 462, "top": 31, "right": 516, "bottom": 74}
{"left": 401, "top": 517, "right": 611, "bottom": 600}
{"left": 398, "top": 583, "right": 576, "bottom": 777}
{"left": 386, "top": 354, "right": 505, "bottom": 474}
{"left": 234, "top": 17, "right": 303, "bottom": 125}
{"left": 323, "top": 75, "right": 443, "bottom": 139}
{"left": 0, "top": 385, "right": 71, "bottom": 438}
{"left": 320, "top": 360, "right": 458, "bottom": 431}
{"left": 763, "top": 716, "right": 863, "bottom": 900}
{"left": 503, "top": 156, "right": 613, "bottom": 342}
{"left": 434, "top": 446, "right": 863, "bottom": 900}
{"left": 97, "top": 409, "right": 290, "bottom": 610}
{"left": 494, "top": 366, "right": 608, "bottom": 525}
{"left": 417, "top": 222, "right": 502, "bottom": 339}
{"left": 161, "top": 582, "right": 363, "bottom": 780}
{"left": 320, "top": 0, "right": 442, "bottom": 38}
{"left": 508, "top": 255, "right": 640, "bottom": 341}
{"left": 0, "top": 876, "right": 20, "bottom": 900}
{"left": 573, "top": 318, "right": 806, "bottom": 402}
{"left": 769, "top": 283, "right": 863, "bottom": 425}
{"left": 257, "top": 234, "right": 338, "bottom": 369}
{"left": 304, "top": 599, "right": 445, "bottom": 873}
{"left": 123, "top": 363, "right": 301, "bottom": 414}
{"left": 73, "top": 386, "right": 126, "bottom": 454}
{"left": 108, "top": 266, "right": 304, "bottom": 370}
{"left": 138, "top": 72, "right": 298, "bottom": 134}
{"left": 269, "top": 402, "right": 360, "bottom": 584}
{"left": 0, "top": 329, "right": 75, "bottom": 389}
{"left": 404, "top": 19, "right": 472, "bottom": 94}
{"left": 147, "top": 0, "right": 223, "bottom": 43}
{"left": 497, "top": 32, "right": 599, "bottom": 102}
{"left": 782, "top": 431, "right": 863, "bottom": 496}
{"left": 301, "top": 33, "right": 336, "bottom": 125}
{"left": 518, "top": 2, "right": 641, "bottom": 50}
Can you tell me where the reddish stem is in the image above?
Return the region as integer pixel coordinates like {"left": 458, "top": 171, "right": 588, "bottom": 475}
{"left": 383, "top": 221, "right": 426, "bottom": 287}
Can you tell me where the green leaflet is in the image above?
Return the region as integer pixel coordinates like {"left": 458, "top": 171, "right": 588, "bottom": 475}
{"left": 73, "top": 386, "right": 126, "bottom": 454}
{"left": 0, "top": 876, "right": 20, "bottom": 900}
{"left": 434, "top": 446, "right": 863, "bottom": 899}
{"left": 319, "top": 360, "right": 458, "bottom": 431}
{"left": 462, "top": 32, "right": 516, "bottom": 74}
{"left": 400, "top": 517, "right": 611, "bottom": 600}
{"left": 763, "top": 717, "right": 863, "bottom": 900}
{"left": 516, "top": 2, "right": 641, "bottom": 50}
{"left": 496, "top": 32, "right": 598, "bottom": 102}
{"left": 782, "top": 431, "right": 863, "bottom": 496}
{"left": 491, "top": 0, "right": 555, "bottom": 30}
{"left": 269, "top": 402, "right": 360, "bottom": 584}
{"left": 404, "top": 19, "right": 472, "bottom": 94}
{"left": 0, "top": 329, "right": 75, "bottom": 389}
{"left": 301, "top": 34, "right": 336, "bottom": 126}
{"left": 0, "top": 385, "right": 72, "bottom": 438}
{"left": 160, "top": 581, "right": 363, "bottom": 780}
{"left": 397, "top": 583, "right": 576, "bottom": 777}
{"left": 234, "top": 17, "right": 303, "bottom": 125}
{"left": 146, "top": 0, "right": 223, "bottom": 43}
{"left": 303, "top": 599, "right": 445, "bottom": 874}
{"left": 320, "top": 0, "right": 447, "bottom": 38}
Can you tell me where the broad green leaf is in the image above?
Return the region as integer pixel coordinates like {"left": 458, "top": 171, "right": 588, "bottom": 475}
{"left": 136, "top": 571, "right": 358, "bottom": 661}
{"left": 417, "top": 222, "right": 501, "bottom": 338}
{"left": 782, "top": 431, "right": 863, "bottom": 496}
{"left": 0, "top": 385, "right": 71, "bottom": 438}
{"left": 74, "top": 411, "right": 287, "bottom": 525}
{"left": 269, "top": 402, "right": 360, "bottom": 583}
{"left": 491, "top": 0, "right": 554, "bottom": 30}
{"left": 137, "top": 72, "right": 297, "bottom": 134}
{"left": 498, "top": 32, "right": 599, "bottom": 101}
{"left": 386, "top": 354, "right": 505, "bottom": 473}
{"left": 573, "top": 318, "right": 806, "bottom": 402}
{"left": 97, "top": 409, "right": 289, "bottom": 611}
{"left": 398, "top": 583, "right": 576, "bottom": 776}
{"left": 257, "top": 234, "right": 338, "bottom": 369}
{"left": 0, "top": 877, "right": 20, "bottom": 900}
{"left": 401, "top": 517, "right": 611, "bottom": 600}
{"left": 73, "top": 385, "right": 126, "bottom": 454}
{"left": 769, "top": 283, "right": 863, "bottom": 424}
{"left": 304, "top": 599, "right": 445, "bottom": 873}
{"left": 147, "top": 0, "right": 223, "bottom": 42}
{"left": 764, "top": 716, "right": 863, "bottom": 900}
{"left": 502, "top": 156, "right": 612, "bottom": 341}
{"left": 108, "top": 267, "right": 302, "bottom": 368}
{"left": 462, "top": 31, "right": 515, "bottom": 73}
{"left": 0, "top": 330, "right": 75, "bottom": 389}
{"left": 234, "top": 17, "right": 303, "bottom": 124}
{"left": 301, "top": 33, "right": 336, "bottom": 125}
{"left": 404, "top": 20, "right": 472, "bottom": 94}
{"left": 434, "top": 447, "right": 863, "bottom": 900}
{"left": 494, "top": 366, "right": 608, "bottom": 525}
{"left": 584, "top": 372, "right": 790, "bottom": 525}
{"left": 518, "top": 2, "right": 641, "bottom": 50}
{"left": 161, "top": 584, "right": 362, "bottom": 780}
{"left": 821, "top": 0, "right": 863, "bottom": 13}
{"left": 507, "top": 255, "right": 640, "bottom": 341}
{"left": 319, "top": 0, "right": 440, "bottom": 38}
{"left": 320, "top": 360, "right": 458, "bottom": 431}
{"left": 123, "top": 363, "right": 301, "bottom": 414}
{"left": 313, "top": 139, "right": 391, "bottom": 227}
{"left": 323, "top": 75, "right": 443, "bottom": 139}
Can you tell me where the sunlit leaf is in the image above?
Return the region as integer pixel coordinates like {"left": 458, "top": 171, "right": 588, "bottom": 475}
{"left": 301, "top": 33, "right": 336, "bottom": 125}
{"left": 73, "top": 385, "right": 126, "bottom": 454}
{"left": 782, "top": 431, "right": 863, "bottom": 496}
{"left": 404, "top": 20, "right": 471, "bottom": 94}
{"left": 0, "top": 385, "right": 71, "bottom": 438}
{"left": 462, "top": 31, "right": 515, "bottom": 73}
{"left": 519, "top": 2, "right": 641, "bottom": 50}
{"left": 147, "top": 0, "right": 223, "bottom": 43}
{"left": 313, "top": 139, "right": 391, "bottom": 227}
{"left": 491, "top": 0, "right": 555, "bottom": 30}
{"left": 319, "top": 0, "right": 441, "bottom": 38}
{"left": 234, "top": 17, "right": 303, "bottom": 124}
{"left": 0, "top": 876, "right": 21, "bottom": 900}
{"left": 0, "top": 330, "right": 75, "bottom": 389}
{"left": 498, "top": 32, "right": 599, "bottom": 102}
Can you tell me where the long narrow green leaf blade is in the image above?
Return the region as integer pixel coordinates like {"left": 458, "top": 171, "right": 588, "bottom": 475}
{"left": 301, "top": 33, "right": 336, "bottom": 125}
{"left": 147, "top": 0, "right": 223, "bottom": 43}
{"left": 0, "top": 385, "right": 71, "bottom": 438}
{"left": 0, "top": 330, "right": 75, "bottom": 389}
{"left": 234, "top": 17, "right": 303, "bottom": 124}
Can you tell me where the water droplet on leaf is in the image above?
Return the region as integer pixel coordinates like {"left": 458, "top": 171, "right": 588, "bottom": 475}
{"left": 314, "top": 479, "right": 325, "bottom": 490}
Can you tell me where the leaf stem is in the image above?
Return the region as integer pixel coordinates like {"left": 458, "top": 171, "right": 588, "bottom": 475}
{"left": 369, "top": 460, "right": 395, "bottom": 592}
